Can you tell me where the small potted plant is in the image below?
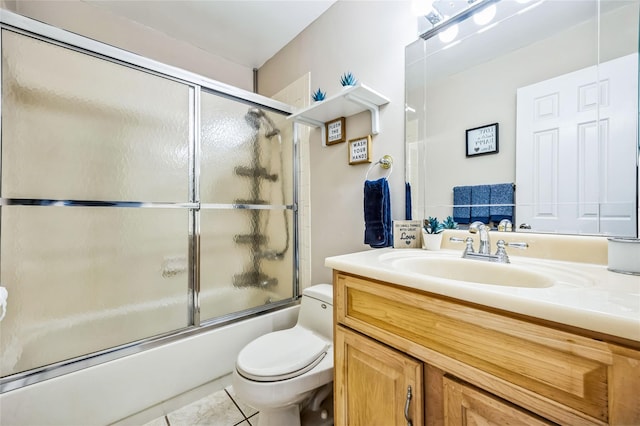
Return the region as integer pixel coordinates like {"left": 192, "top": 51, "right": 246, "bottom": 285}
{"left": 442, "top": 215, "right": 458, "bottom": 231}
{"left": 311, "top": 88, "right": 326, "bottom": 102}
{"left": 340, "top": 72, "right": 357, "bottom": 88}
{"left": 422, "top": 216, "right": 444, "bottom": 250}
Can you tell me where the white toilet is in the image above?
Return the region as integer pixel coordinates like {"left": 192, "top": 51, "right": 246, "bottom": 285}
{"left": 232, "top": 284, "right": 334, "bottom": 426}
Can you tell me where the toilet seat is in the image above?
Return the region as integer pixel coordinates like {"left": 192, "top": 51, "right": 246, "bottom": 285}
{"left": 236, "top": 327, "right": 330, "bottom": 382}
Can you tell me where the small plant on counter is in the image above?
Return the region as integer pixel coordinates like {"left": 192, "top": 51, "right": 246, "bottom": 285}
{"left": 311, "top": 88, "right": 326, "bottom": 102}
{"left": 442, "top": 215, "right": 458, "bottom": 230}
{"left": 423, "top": 216, "right": 444, "bottom": 234}
{"left": 340, "top": 72, "right": 357, "bottom": 87}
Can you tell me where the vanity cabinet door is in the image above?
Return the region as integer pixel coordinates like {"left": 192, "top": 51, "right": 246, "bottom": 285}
{"left": 335, "top": 325, "right": 424, "bottom": 426}
{"left": 443, "top": 377, "right": 554, "bottom": 426}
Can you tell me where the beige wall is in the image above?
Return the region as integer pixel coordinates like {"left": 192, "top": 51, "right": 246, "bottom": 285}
{"left": 5, "top": 0, "right": 254, "bottom": 91}
{"left": 259, "top": 1, "right": 417, "bottom": 285}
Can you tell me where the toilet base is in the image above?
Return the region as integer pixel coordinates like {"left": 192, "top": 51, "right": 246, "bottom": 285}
{"left": 257, "top": 404, "right": 301, "bottom": 426}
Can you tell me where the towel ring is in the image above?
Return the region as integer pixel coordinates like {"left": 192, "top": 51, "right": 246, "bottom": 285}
{"left": 365, "top": 155, "right": 393, "bottom": 180}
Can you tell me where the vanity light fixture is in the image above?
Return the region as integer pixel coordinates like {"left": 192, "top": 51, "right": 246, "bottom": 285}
{"left": 419, "top": 0, "right": 499, "bottom": 41}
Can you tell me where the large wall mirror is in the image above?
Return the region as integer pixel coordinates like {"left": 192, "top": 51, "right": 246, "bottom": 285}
{"left": 405, "top": 0, "right": 639, "bottom": 237}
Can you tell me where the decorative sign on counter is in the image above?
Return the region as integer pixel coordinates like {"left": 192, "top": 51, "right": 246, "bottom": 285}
{"left": 326, "top": 117, "right": 346, "bottom": 145}
{"left": 393, "top": 220, "right": 422, "bottom": 248}
{"left": 349, "top": 135, "right": 372, "bottom": 165}
{"left": 466, "top": 122, "right": 499, "bottom": 157}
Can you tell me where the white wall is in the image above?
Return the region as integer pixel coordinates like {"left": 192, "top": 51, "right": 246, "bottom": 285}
{"left": 259, "top": 1, "right": 417, "bottom": 285}
{"left": 6, "top": 0, "right": 254, "bottom": 91}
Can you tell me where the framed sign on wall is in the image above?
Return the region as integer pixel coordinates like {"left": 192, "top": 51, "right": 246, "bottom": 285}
{"left": 348, "top": 135, "right": 372, "bottom": 165}
{"left": 325, "top": 117, "right": 346, "bottom": 145}
{"left": 466, "top": 123, "right": 499, "bottom": 157}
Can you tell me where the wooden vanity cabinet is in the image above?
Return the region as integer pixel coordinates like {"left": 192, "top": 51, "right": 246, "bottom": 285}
{"left": 443, "top": 376, "right": 554, "bottom": 425}
{"left": 333, "top": 271, "right": 640, "bottom": 426}
{"left": 335, "top": 326, "right": 423, "bottom": 426}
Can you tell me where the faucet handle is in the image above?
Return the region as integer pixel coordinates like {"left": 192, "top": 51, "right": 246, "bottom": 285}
{"left": 463, "top": 237, "right": 475, "bottom": 256}
{"left": 495, "top": 240, "right": 510, "bottom": 263}
{"left": 505, "top": 241, "right": 529, "bottom": 249}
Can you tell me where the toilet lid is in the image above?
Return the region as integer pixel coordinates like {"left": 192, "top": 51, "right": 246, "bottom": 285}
{"left": 236, "top": 327, "right": 329, "bottom": 382}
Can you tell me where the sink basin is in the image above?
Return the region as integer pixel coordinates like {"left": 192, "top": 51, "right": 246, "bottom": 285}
{"left": 390, "top": 257, "right": 554, "bottom": 288}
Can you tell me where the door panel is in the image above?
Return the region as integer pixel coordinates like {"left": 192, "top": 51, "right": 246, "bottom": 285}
{"left": 516, "top": 53, "right": 637, "bottom": 235}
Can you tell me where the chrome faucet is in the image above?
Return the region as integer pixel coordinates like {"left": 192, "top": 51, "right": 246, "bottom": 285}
{"left": 450, "top": 234, "right": 529, "bottom": 264}
{"left": 458, "top": 221, "right": 529, "bottom": 263}
{"left": 469, "top": 221, "right": 491, "bottom": 254}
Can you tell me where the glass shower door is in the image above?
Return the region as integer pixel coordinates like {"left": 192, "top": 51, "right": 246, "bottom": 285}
{"left": 199, "top": 90, "right": 295, "bottom": 321}
{"left": 0, "top": 29, "right": 193, "bottom": 377}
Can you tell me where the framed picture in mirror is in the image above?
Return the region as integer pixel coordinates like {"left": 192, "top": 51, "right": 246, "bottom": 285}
{"left": 466, "top": 123, "right": 499, "bottom": 157}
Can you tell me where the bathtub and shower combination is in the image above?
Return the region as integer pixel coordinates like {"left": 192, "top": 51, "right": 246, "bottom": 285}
{"left": 0, "top": 10, "right": 302, "bottom": 425}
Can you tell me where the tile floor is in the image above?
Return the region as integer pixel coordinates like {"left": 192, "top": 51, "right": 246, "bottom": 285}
{"left": 143, "top": 386, "right": 259, "bottom": 426}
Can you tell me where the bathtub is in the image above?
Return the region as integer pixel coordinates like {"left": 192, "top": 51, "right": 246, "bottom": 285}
{"left": 0, "top": 287, "right": 300, "bottom": 426}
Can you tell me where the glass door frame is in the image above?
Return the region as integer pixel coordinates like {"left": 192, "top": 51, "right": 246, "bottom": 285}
{"left": 0, "top": 9, "right": 299, "bottom": 393}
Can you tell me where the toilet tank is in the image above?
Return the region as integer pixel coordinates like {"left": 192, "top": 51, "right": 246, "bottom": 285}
{"left": 297, "top": 284, "right": 333, "bottom": 340}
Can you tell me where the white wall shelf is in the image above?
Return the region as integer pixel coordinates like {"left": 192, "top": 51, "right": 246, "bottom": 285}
{"left": 288, "top": 83, "right": 390, "bottom": 146}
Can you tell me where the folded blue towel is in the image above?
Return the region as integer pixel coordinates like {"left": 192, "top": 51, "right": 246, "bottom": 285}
{"left": 405, "top": 182, "right": 412, "bottom": 220}
{"left": 470, "top": 185, "right": 490, "bottom": 223}
{"left": 490, "top": 183, "right": 514, "bottom": 223}
{"left": 364, "top": 178, "right": 392, "bottom": 248}
{"left": 453, "top": 186, "right": 471, "bottom": 224}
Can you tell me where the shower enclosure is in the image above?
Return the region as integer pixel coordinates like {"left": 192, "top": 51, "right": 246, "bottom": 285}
{"left": 0, "top": 12, "right": 297, "bottom": 392}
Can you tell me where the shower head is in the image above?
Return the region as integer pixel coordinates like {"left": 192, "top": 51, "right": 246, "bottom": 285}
{"left": 245, "top": 107, "right": 264, "bottom": 130}
{"left": 245, "top": 107, "right": 280, "bottom": 138}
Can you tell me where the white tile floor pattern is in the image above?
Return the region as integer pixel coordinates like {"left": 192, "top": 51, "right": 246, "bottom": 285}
{"left": 143, "top": 387, "right": 259, "bottom": 426}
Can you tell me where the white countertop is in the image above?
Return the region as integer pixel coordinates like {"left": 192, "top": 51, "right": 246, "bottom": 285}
{"left": 325, "top": 248, "right": 640, "bottom": 343}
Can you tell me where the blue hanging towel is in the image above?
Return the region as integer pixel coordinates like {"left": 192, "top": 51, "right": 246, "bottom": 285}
{"left": 470, "top": 185, "right": 490, "bottom": 223}
{"left": 453, "top": 186, "right": 471, "bottom": 224}
{"left": 405, "top": 182, "right": 412, "bottom": 220}
{"left": 490, "top": 183, "right": 514, "bottom": 222}
{"left": 364, "top": 178, "right": 392, "bottom": 248}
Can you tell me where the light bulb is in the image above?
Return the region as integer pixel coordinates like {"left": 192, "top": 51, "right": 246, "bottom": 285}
{"left": 438, "top": 23, "right": 459, "bottom": 43}
{"left": 473, "top": 4, "right": 496, "bottom": 25}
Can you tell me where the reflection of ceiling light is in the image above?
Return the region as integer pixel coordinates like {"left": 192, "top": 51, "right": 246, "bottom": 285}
{"left": 477, "top": 21, "right": 499, "bottom": 34}
{"left": 516, "top": 0, "right": 534, "bottom": 3}
{"left": 442, "top": 40, "right": 461, "bottom": 50}
{"left": 473, "top": 4, "right": 496, "bottom": 25}
{"left": 438, "top": 23, "right": 458, "bottom": 43}
{"left": 517, "top": 0, "right": 544, "bottom": 14}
